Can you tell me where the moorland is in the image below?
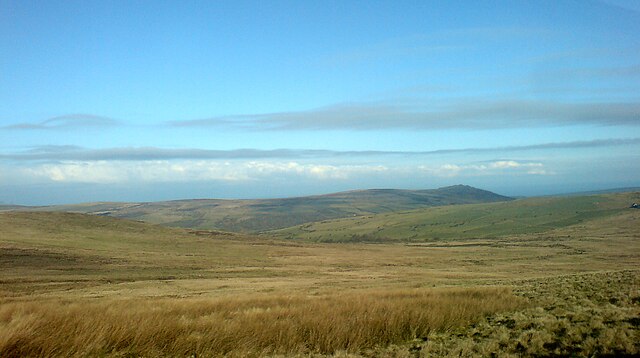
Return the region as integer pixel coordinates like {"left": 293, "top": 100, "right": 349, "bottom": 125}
{"left": 20, "top": 185, "right": 512, "bottom": 232}
{"left": 0, "top": 186, "right": 638, "bottom": 357}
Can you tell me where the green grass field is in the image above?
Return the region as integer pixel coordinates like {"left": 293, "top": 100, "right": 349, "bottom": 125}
{"left": 1, "top": 191, "right": 639, "bottom": 356}
{"left": 272, "top": 192, "right": 639, "bottom": 242}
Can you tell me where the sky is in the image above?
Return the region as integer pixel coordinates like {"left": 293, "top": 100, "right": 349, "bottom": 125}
{"left": 1, "top": 0, "right": 639, "bottom": 205}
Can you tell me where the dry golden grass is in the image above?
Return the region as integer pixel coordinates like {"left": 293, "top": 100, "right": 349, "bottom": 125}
{"left": 1, "top": 202, "right": 639, "bottom": 357}
{"left": 0, "top": 287, "right": 523, "bottom": 357}
{"left": 414, "top": 270, "right": 640, "bottom": 357}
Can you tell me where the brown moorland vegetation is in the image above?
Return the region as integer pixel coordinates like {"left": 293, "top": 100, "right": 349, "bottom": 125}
{"left": 1, "top": 192, "right": 639, "bottom": 356}
{"left": 0, "top": 287, "right": 523, "bottom": 357}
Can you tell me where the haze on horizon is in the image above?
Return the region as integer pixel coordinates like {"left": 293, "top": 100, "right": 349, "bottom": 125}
{"left": 1, "top": 0, "right": 639, "bottom": 205}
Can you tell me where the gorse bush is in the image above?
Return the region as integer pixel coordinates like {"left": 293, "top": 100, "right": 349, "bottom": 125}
{"left": 0, "top": 287, "right": 522, "bottom": 357}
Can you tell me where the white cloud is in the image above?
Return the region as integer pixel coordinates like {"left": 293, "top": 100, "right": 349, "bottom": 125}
{"left": 489, "top": 160, "right": 543, "bottom": 169}
{"left": 420, "top": 160, "right": 551, "bottom": 177}
{"left": 526, "top": 168, "right": 551, "bottom": 175}
{"left": 26, "top": 162, "right": 123, "bottom": 183}
{"left": 244, "top": 161, "right": 387, "bottom": 180}
{"left": 14, "top": 160, "right": 389, "bottom": 184}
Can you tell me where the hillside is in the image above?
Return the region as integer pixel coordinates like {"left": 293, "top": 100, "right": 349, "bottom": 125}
{"left": 0, "top": 211, "right": 273, "bottom": 292}
{"left": 30, "top": 185, "right": 512, "bottom": 232}
{"left": 2, "top": 196, "right": 639, "bottom": 357}
{"left": 0, "top": 204, "right": 28, "bottom": 211}
{"left": 271, "top": 191, "right": 640, "bottom": 242}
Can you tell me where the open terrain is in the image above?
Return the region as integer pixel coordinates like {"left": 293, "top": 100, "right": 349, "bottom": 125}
{"left": 1, "top": 190, "right": 639, "bottom": 356}
{"left": 271, "top": 191, "right": 639, "bottom": 243}
{"left": 15, "top": 185, "right": 512, "bottom": 232}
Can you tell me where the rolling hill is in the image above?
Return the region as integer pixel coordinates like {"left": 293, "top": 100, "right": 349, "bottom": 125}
{"left": 25, "top": 185, "right": 513, "bottom": 232}
{"left": 270, "top": 191, "right": 640, "bottom": 242}
{"left": 2, "top": 192, "right": 639, "bottom": 357}
{"left": 0, "top": 204, "right": 28, "bottom": 211}
{"left": 0, "top": 211, "right": 270, "bottom": 290}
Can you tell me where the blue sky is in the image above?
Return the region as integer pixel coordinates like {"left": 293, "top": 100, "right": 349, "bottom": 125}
{"left": 1, "top": 0, "right": 639, "bottom": 205}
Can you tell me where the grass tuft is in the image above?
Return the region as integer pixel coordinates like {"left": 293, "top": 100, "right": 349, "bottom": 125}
{"left": 0, "top": 287, "right": 522, "bottom": 357}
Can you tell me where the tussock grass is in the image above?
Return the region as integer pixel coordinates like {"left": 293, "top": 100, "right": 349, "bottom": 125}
{"left": 416, "top": 270, "right": 640, "bottom": 357}
{"left": 2, "top": 199, "right": 638, "bottom": 356}
{"left": 0, "top": 287, "right": 522, "bottom": 357}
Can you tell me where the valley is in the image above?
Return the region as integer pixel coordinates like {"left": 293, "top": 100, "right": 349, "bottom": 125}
{"left": 1, "top": 187, "right": 639, "bottom": 356}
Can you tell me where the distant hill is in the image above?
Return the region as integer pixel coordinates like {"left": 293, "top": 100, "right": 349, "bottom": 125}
{"left": 0, "top": 204, "right": 28, "bottom": 211}
{"left": 26, "top": 185, "right": 512, "bottom": 232}
{"left": 271, "top": 191, "right": 640, "bottom": 242}
{"left": 554, "top": 187, "right": 640, "bottom": 196}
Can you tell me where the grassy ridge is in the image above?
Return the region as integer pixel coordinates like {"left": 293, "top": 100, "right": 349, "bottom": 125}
{"left": 27, "top": 185, "right": 512, "bottom": 232}
{"left": 272, "top": 192, "right": 640, "bottom": 242}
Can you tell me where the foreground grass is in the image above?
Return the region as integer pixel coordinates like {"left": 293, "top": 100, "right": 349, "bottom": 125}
{"left": 4, "top": 271, "right": 635, "bottom": 357}
{"left": 1, "top": 205, "right": 638, "bottom": 356}
{"left": 397, "top": 270, "right": 640, "bottom": 357}
{"left": 0, "top": 287, "right": 522, "bottom": 357}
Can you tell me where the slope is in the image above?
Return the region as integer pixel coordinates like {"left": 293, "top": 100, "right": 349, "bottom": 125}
{"left": 0, "top": 211, "right": 270, "bottom": 293}
{"left": 31, "top": 185, "right": 513, "bottom": 232}
{"left": 270, "top": 191, "right": 640, "bottom": 242}
{"left": 2, "top": 201, "right": 639, "bottom": 357}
